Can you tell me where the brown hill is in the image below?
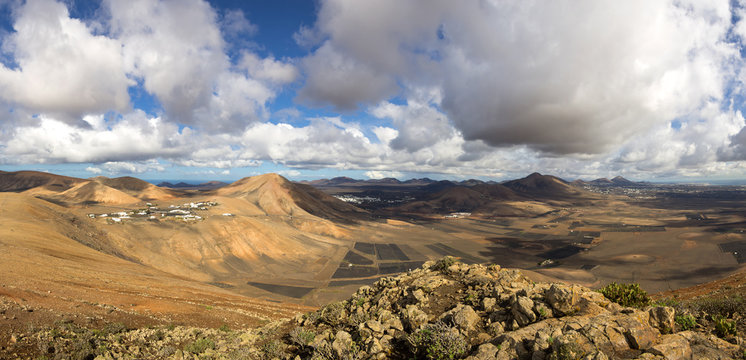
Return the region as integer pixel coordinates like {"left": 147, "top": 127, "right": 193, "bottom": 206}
{"left": 216, "top": 173, "right": 366, "bottom": 221}
{"left": 0, "top": 170, "right": 85, "bottom": 192}
{"left": 0, "top": 191, "right": 306, "bottom": 350}
{"left": 394, "top": 184, "right": 545, "bottom": 216}
{"left": 502, "top": 172, "right": 586, "bottom": 199}
{"left": 52, "top": 181, "right": 142, "bottom": 205}
{"left": 92, "top": 176, "right": 176, "bottom": 201}
{"left": 470, "top": 183, "right": 523, "bottom": 200}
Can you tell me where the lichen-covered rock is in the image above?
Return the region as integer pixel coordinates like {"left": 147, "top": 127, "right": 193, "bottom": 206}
{"left": 331, "top": 330, "right": 353, "bottom": 358}
{"left": 548, "top": 331, "right": 597, "bottom": 360}
{"left": 403, "top": 304, "right": 429, "bottom": 331}
{"left": 647, "top": 333, "right": 692, "bottom": 359}
{"left": 468, "top": 343, "right": 498, "bottom": 360}
{"left": 482, "top": 297, "right": 497, "bottom": 312}
{"left": 545, "top": 283, "right": 581, "bottom": 315}
{"left": 443, "top": 304, "right": 480, "bottom": 332}
{"left": 648, "top": 306, "right": 675, "bottom": 334}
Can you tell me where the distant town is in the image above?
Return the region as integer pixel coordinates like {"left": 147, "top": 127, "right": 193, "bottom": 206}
{"left": 87, "top": 201, "right": 230, "bottom": 224}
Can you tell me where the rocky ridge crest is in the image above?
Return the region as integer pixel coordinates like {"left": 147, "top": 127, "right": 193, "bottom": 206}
{"left": 24, "top": 258, "right": 746, "bottom": 359}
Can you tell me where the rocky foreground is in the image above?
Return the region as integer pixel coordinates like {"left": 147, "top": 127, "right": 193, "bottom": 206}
{"left": 13, "top": 257, "right": 746, "bottom": 359}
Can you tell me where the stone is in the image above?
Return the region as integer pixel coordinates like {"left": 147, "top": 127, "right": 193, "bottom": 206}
{"left": 549, "top": 331, "right": 597, "bottom": 360}
{"left": 472, "top": 343, "right": 498, "bottom": 359}
{"left": 512, "top": 296, "right": 537, "bottom": 326}
{"left": 625, "top": 326, "right": 658, "bottom": 350}
{"left": 648, "top": 307, "right": 675, "bottom": 334}
{"left": 451, "top": 304, "right": 480, "bottom": 331}
{"left": 648, "top": 334, "right": 692, "bottom": 359}
{"left": 534, "top": 302, "right": 553, "bottom": 319}
{"left": 582, "top": 352, "right": 609, "bottom": 360}
{"left": 483, "top": 297, "right": 497, "bottom": 312}
{"left": 532, "top": 350, "right": 547, "bottom": 360}
{"left": 368, "top": 338, "right": 384, "bottom": 355}
{"left": 487, "top": 321, "right": 505, "bottom": 336}
{"left": 332, "top": 331, "right": 353, "bottom": 359}
{"left": 603, "top": 325, "right": 631, "bottom": 353}
{"left": 366, "top": 319, "right": 383, "bottom": 334}
{"left": 545, "top": 284, "right": 580, "bottom": 315}
{"left": 404, "top": 305, "right": 429, "bottom": 331}
{"left": 412, "top": 289, "right": 427, "bottom": 303}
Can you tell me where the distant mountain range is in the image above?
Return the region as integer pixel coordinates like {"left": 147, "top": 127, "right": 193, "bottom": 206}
{"left": 573, "top": 176, "right": 649, "bottom": 187}
{"left": 300, "top": 177, "right": 500, "bottom": 187}
{"left": 301, "top": 174, "right": 650, "bottom": 188}
{"left": 157, "top": 180, "right": 228, "bottom": 190}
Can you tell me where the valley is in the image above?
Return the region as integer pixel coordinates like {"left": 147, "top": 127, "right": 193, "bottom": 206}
{"left": 2, "top": 170, "right": 746, "bottom": 355}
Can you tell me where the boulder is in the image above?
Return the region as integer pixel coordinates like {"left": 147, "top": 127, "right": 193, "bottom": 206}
{"left": 545, "top": 284, "right": 581, "bottom": 315}
{"left": 647, "top": 334, "right": 692, "bottom": 359}
{"left": 648, "top": 307, "right": 675, "bottom": 334}
{"left": 512, "top": 296, "right": 537, "bottom": 326}
{"left": 452, "top": 305, "right": 480, "bottom": 332}
{"left": 404, "top": 305, "right": 429, "bottom": 331}
{"left": 331, "top": 331, "right": 353, "bottom": 359}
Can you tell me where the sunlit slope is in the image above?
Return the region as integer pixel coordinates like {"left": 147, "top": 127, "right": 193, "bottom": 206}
{"left": 51, "top": 181, "right": 142, "bottom": 205}
{"left": 0, "top": 192, "right": 304, "bottom": 326}
{"left": 92, "top": 176, "right": 177, "bottom": 201}
{"left": 82, "top": 174, "right": 364, "bottom": 283}
{"left": 216, "top": 173, "right": 367, "bottom": 220}
{"left": 0, "top": 170, "right": 85, "bottom": 192}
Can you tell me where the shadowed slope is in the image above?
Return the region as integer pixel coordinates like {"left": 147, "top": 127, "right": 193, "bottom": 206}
{"left": 393, "top": 184, "right": 547, "bottom": 217}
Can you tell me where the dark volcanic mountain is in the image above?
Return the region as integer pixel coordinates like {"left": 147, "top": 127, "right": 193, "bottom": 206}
{"left": 157, "top": 180, "right": 228, "bottom": 190}
{"left": 303, "top": 176, "right": 362, "bottom": 186}
{"left": 589, "top": 178, "right": 614, "bottom": 185}
{"left": 502, "top": 172, "right": 584, "bottom": 199}
{"left": 611, "top": 176, "right": 636, "bottom": 186}
{"left": 402, "top": 178, "right": 435, "bottom": 185}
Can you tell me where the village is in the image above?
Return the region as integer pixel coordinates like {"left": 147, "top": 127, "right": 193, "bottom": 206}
{"left": 87, "top": 200, "right": 228, "bottom": 224}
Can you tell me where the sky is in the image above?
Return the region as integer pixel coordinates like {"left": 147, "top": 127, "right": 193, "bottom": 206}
{"left": 3, "top": 0, "right": 746, "bottom": 182}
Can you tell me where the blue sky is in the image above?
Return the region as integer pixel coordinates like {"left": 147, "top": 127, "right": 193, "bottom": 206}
{"left": 2, "top": 0, "right": 746, "bottom": 183}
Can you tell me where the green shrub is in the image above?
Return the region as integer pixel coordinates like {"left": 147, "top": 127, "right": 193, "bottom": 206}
{"left": 597, "top": 282, "right": 650, "bottom": 308}
{"left": 218, "top": 324, "right": 231, "bottom": 332}
{"left": 432, "top": 256, "right": 458, "bottom": 272}
{"left": 693, "top": 296, "right": 746, "bottom": 318}
{"left": 653, "top": 298, "right": 680, "bottom": 308}
{"left": 261, "top": 340, "right": 284, "bottom": 358}
{"left": 408, "top": 322, "right": 468, "bottom": 360}
{"left": 289, "top": 327, "right": 315, "bottom": 348}
{"left": 102, "top": 322, "right": 127, "bottom": 336}
{"left": 184, "top": 337, "right": 216, "bottom": 354}
{"left": 714, "top": 315, "right": 737, "bottom": 338}
{"left": 463, "top": 289, "right": 480, "bottom": 306}
{"left": 320, "top": 301, "right": 345, "bottom": 327}
{"left": 675, "top": 314, "right": 697, "bottom": 331}
{"left": 349, "top": 311, "right": 372, "bottom": 327}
